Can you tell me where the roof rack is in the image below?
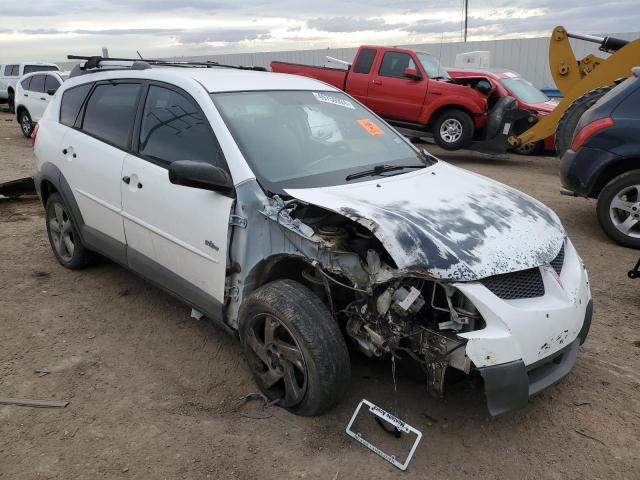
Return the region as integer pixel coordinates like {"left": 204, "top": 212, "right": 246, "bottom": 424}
{"left": 67, "top": 55, "right": 267, "bottom": 77}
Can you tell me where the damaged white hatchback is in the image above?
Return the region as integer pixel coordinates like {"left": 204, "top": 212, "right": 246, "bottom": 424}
{"left": 33, "top": 58, "right": 592, "bottom": 416}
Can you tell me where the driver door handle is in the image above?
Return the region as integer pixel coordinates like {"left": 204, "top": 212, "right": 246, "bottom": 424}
{"left": 372, "top": 79, "right": 382, "bottom": 85}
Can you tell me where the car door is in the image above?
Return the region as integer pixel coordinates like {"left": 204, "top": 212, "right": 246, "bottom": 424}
{"left": 366, "top": 51, "right": 429, "bottom": 122}
{"left": 120, "top": 83, "right": 233, "bottom": 317}
{"left": 60, "top": 81, "right": 143, "bottom": 262}
{"left": 25, "top": 74, "right": 47, "bottom": 120}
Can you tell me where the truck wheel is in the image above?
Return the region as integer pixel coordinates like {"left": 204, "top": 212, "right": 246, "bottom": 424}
{"left": 433, "top": 110, "right": 474, "bottom": 150}
{"left": 238, "top": 279, "right": 350, "bottom": 416}
{"left": 556, "top": 86, "right": 613, "bottom": 157}
{"left": 514, "top": 140, "right": 542, "bottom": 156}
{"left": 596, "top": 170, "right": 640, "bottom": 249}
{"left": 19, "top": 110, "right": 33, "bottom": 138}
{"left": 45, "top": 193, "right": 98, "bottom": 269}
{"left": 8, "top": 91, "right": 15, "bottom": 114}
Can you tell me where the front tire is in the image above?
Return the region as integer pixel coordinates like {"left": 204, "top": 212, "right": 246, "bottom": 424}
{"left": 432, "top": 110, "right": 474, "bottom": 150}
{"left": 596, "top": 170, "right": 640, "bottom": 249}
{"left": 19, "top": 110, "right": 33, "bottom": 138}
{"left": 45, "top": 193, "right": 97, "bottom": 269}
{"left": 238, "top": 279, "right": 350, "bottom": 416}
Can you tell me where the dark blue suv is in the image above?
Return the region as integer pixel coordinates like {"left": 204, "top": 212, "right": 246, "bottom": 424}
{"left": 560, "top": 67, "right": 640, "bottom": 248}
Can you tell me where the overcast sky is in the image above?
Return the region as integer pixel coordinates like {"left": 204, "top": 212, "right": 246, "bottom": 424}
{"left": 1, "top": 0, "right": 638, "bottom": 62}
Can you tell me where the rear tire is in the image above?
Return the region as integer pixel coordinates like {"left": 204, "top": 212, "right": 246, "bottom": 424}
{"left": 8, "top": 91, "right": 15, "bottom": 114}
{"left": 556, "top": 86, "right": 613, "bottom": 157}
{"left": 596, "top": 170, "right": 640, "bottom": 249}
{"left": 45, "top": 193, "right": 98, "bottom": 269}
{"left": 19, "top": 110, "right": 33, "bottom": 138}
{"left": 514, "top": 140, "right": 543, "bottom": 156}
{"left": 432, "top": 110, "right": 474, "bottom": 150}
{"left": 238, "top": 279, "right": 350, "bottom": 416}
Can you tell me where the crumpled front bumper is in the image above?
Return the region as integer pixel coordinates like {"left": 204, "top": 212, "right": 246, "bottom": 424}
{"left": 478, "top": 299, "right": 592, "bottom": 416}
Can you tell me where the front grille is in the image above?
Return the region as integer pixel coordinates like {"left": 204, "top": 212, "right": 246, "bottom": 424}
{"left": 550, "top": 243, "right": 565, "bottom": 275}
{"left": 481, "top": 267, "right": 545, "bottom": 300}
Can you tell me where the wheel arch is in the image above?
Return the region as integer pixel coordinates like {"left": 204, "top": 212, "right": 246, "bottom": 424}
{"left": 244, "top": 254, "right": 314, "bottom": 295}
{"left": 590, "top": 158, "right": 640, "bottom": 197}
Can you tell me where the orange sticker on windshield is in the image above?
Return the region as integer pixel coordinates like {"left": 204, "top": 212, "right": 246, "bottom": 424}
{"left": 357, "top": 119, "right": 384, "bottom": 136}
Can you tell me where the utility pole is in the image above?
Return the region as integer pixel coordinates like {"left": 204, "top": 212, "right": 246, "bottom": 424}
{"left": 463, "top": 0, "right": 469, "bottom": 42}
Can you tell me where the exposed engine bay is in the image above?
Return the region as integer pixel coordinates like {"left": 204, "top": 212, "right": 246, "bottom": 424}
{"left": 264, "top": 197, "right": 486, "bottom": 397}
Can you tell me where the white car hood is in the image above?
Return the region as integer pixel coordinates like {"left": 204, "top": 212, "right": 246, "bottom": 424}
{"left": 285, "top": 161, "right": 565, "bottom": 281}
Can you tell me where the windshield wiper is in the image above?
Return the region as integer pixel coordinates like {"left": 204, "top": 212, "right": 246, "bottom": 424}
{"left": 345, "top": 163, "right": 426, "bottom": 181}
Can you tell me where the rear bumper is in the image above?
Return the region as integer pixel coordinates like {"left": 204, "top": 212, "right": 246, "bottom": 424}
{"left": 479, "top": 299, "right": 592, "bottom": 416}
{"left": 560, "top": 146, "right": 621, "bottom": 197}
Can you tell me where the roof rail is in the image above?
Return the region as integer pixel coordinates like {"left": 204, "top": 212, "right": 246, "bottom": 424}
{"left": 67, "top": 55, "right": 267, "bottom": 77}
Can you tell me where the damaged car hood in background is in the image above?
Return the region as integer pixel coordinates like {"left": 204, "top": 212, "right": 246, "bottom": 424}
{"left": 286, "top": 162, "right": 565, "bottom": 281}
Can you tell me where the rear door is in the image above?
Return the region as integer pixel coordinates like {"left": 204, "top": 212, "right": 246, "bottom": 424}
{"left": 366, "top": 51, "right": 429, "bottom": 122}
{"left": 25, "top": 74, "right": 47, "bottom": 120}
{"left": 61, "top": 81, "right": 143, "bottom": 261}
{"left": 120, "top": 83, "right": 233, "bottom": 317}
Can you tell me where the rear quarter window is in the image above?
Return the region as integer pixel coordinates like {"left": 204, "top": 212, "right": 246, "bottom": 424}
{"left": 60, "top": 83, "right": 93, "bottom": 127}
{"left": 29, "top": 75, "right": 46, "bottom": 93}
{"left": 353, "top": 49, "right": 377, "bottom": 74}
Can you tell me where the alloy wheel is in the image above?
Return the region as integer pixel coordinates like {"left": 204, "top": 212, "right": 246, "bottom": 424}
{"left": 609, "top": 184, "right": 640, "bottom": 239}
{"left": 21, "top": 115, "right": 32, "bottom": 137}
{"left": 440, "top": 118, "right": 463, "bottom": 143}
{"left": 244, "top": 313, "right": 308, "bottom": 407}
{"left": 48, "top": 201, "right": 75, "bottom": 262}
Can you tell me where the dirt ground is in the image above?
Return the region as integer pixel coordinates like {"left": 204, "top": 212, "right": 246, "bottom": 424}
{"left": 1, "top": 108, "right": 639, "bottom": 480}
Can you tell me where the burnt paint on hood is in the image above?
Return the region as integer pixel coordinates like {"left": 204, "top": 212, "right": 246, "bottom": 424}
{"left": 285, "top": 162, "right": 565, "bottom": 281}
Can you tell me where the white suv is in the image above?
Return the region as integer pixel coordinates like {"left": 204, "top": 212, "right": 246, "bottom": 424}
{"left": 15, "top": 71, "right": 69, "bottom": 137}
{"left": 0, "top": 62, "right": 59, "bottom": 113}
{"left": 33, "top": 58, "right": 592, "bottom": 416}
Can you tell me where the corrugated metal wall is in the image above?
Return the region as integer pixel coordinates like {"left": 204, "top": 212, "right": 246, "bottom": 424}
{"left": 168, "top": 31, "right": 639, "bottom": 88}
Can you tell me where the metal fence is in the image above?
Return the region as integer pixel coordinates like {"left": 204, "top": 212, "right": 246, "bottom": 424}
{"left": 165, "top": 31, "right": 639, "bottom": 88}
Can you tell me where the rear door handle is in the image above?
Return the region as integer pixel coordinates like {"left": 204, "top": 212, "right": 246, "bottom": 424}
{"left": 122, "top": 176, "right": 130, "bottom": 184}
{"left": 372, "top": 80, "right": 382, "bottom": 85}
{"left": 24, "top": 93, "right": 28, "bottom": 97}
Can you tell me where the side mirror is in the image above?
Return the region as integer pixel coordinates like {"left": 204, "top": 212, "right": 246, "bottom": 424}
{"left": 168, "top": 160, "right": 233, "bottom": 195}
{"left": 403, "top": 67, "right": 421, "bottom": 80}
{"left": 47, "top": 89, "right": 57, "bottom": 96}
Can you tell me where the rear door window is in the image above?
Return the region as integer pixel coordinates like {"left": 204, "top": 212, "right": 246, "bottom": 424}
{"left": 28, "top": 75, "right": 46, "bottom": 93}
{"left": 81, "top": 82, "right": 142, "bottom": 149}
{"left": 60, "top": 83, "right": 92, "bottom": 127}
{"left": 353, "top": 49, "right": 377, "bottom": 74}
{"left": 44, "top": 75, "right": 61, "bottom": 94}
{"left": 4, "top": 65, "right": 18, "bottom": 76}
{"left": 138, "top": 85, "right": 222, "bottom": 167}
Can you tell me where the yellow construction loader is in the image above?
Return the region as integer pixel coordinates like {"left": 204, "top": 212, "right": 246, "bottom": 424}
{"left": 508, "top": 26, "right": 640, "bottom": 157}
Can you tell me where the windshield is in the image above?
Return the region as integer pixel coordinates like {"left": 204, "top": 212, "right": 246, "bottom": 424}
{"left": 416, "top": 52, "right": 450, "bottom": 79}
{"left": 502, "top": 77, "right": 548, "bottom": 104}
{"left": 23, "top": 65, "right": 59, "bottom": 74}
{"left": 212, "top": 90, "right": 430, "bottom": 192}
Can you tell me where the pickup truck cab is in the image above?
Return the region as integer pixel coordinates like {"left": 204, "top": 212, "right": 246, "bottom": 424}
{"left": 0, "top": 62, "right": 59, "bottom": 113}
{"left": 448, "top": 68, "right": 559, "bottom": 154}
{"left": 272, "top": 46, "right": 490, "bottom": 150}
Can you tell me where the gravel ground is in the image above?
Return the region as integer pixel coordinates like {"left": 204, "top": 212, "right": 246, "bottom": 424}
{"left": 1, "top": 109, "right": 639, "bottom": 479}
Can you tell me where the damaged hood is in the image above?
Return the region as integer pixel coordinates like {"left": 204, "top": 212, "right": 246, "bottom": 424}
{"left": 286, "top": 162, "right": 565, "bottom": 281}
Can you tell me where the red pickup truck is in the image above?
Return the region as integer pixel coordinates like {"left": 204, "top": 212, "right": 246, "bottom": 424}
{"left": 271, "top": 45, "right": 491, "bottom": 150}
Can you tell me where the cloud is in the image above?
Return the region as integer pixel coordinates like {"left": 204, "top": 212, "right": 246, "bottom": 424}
{"left": 307, "top": 16, "right": 403, "bottom": 33}
{"left": 177, "top": 29, "right": 272, "bottom": 44}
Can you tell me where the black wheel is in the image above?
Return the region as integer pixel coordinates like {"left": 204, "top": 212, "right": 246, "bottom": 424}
{"left": 45, "top": 193, "right": 97, "bottom": 269}
{"left": 556, "top": 86, "right": 613, "bottom": 157}
{"left": 19, "top": 110, "right": 33, "bottom": 138}
{"left": 596, "top": 170, "right": 640, "bottom": 249}
{"left": 432, "top": 110, "right": 474, "bottom": 150}
{"left": 238, "top": 279, "right": 350, "bottom": 416}
{"left": 8, "top": 90, "right": 15, "bottom": 114}
{"left": 514, "top": 140, "right": 543, "bottom": 156}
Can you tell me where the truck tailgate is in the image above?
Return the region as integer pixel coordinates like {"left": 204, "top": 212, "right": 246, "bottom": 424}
{"left": 271, "top": 61, "right": 348, "bottom": 90}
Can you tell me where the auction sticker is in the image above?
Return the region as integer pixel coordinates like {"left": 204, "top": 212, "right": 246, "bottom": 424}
{"left": 357, "top": 119, "right": 384, "bottom": 136}
{"left": 312, "top": 92, "right": 355, "bottom": 109}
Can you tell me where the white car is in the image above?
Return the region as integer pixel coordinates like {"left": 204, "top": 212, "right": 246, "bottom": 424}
{"left": 33, "top": 58, "right": 592, "bottom": 416}
{"left": 0, "top": 62, "right": 59, "bottom": 113}
{"left": 15, "top": 71, "right": 69, "bottom": 137}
